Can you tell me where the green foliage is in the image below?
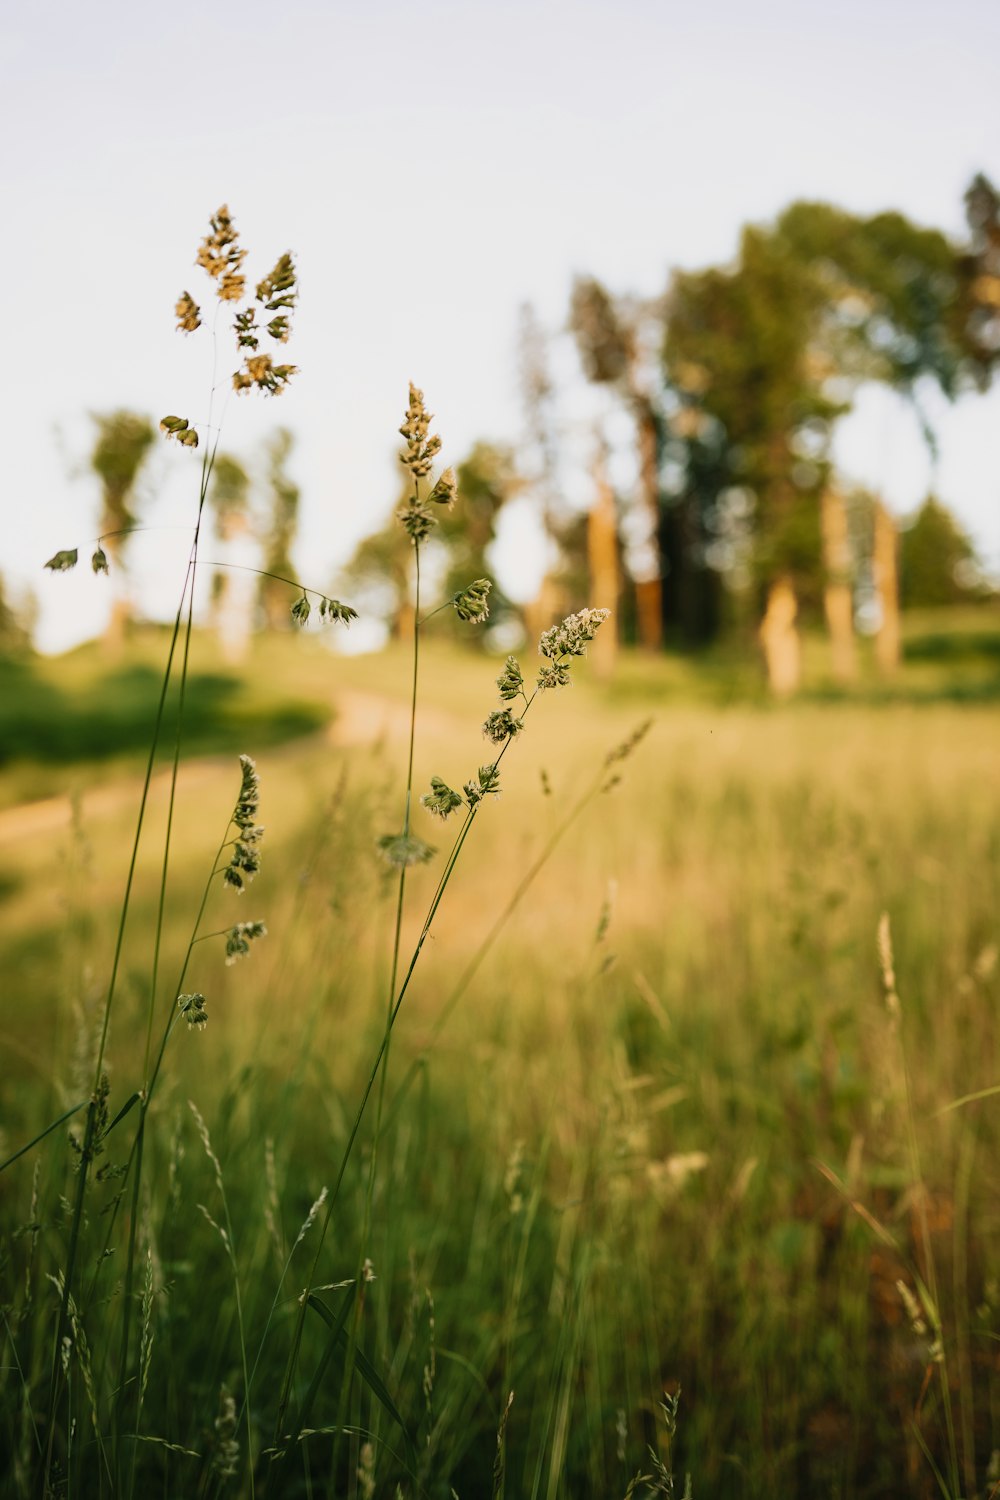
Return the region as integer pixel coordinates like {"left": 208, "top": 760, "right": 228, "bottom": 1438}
{"left": 663, "top": 194, "right": 992, "bottom": 619}
{"left": 900, "top": 496, "right": 986, "bottom": 608}
{"left": 343, "top": 441, "right": 518, "bottom": 641}
{"left": 0, "top": 573, "right": 34, "bottom": 658}
{"left": 958, "top": 172, "right": 1000, "bottom": 388}
{"left": 569, "top": 275, "right": 633, "bottom": 385}
{"left": 208, "top": 452, "right": 251, "bottom": 537}
{"left": 0, "top": 648, "right": 328, "bottom": 769}
{"left": 437, "top": 441, "right": 518, "bottom": 636}
{"left": 88, "top": 409, "right": 156, "bottom": 553}
{"left": 340, "top": 493, "right": 413, "bottom": 635}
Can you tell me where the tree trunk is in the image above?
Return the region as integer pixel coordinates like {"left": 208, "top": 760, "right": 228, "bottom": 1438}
{"left": 586, "top": 437, "right": 620, "bottom": 681}
{"left": 261, "top": 581, "right": 291, "bottom": 632}
{"left": 103, "top": 596, "right": 130, "bottom": 659}
{"left": 212, "top": 512, "right": 254, "bottom": 664}
{"left": 821, "top": 487, "right": 856, "bottom": 684}
{"left": 873, "top": 501, "right": 900, "bottom": 676}
{"left": 760, "top": 576, "right": 801, "bottom": 697}
{"left": 633, "top": 403, "right": 663, "bottom": 650}
{"left": 102, "top": 538, "right": 130, "bottom": 658}
{"left": 524, "top": 573, "right": 568, "bottom": 651}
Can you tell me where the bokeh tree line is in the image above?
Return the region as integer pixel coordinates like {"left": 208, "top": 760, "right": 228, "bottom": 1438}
{"left": 340, "top": 172, "right": 999, "bottom": 691}
{"left": 2, "top": 424, "right": 306, "bottom": 664}
{"left": 6, "top": 175, "right": 996, "bottom": 687}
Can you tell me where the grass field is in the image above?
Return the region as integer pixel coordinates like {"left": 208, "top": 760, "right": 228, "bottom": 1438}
{"left": 1, "top": 620, "right": 998, "bottom": 1498}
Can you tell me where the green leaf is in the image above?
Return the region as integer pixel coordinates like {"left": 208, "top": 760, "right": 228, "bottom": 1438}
{"left": 0, "top": 1100, "right": 87, "bottom": 1174}
{"left": 44, "top": 548, "right": 78, "bottom": 572}
{"left": 304, "top": 1291, "right": 417, "bottom": 1470}
{"left": 104, "top": 1090, "right": 142, "bottom": 1136}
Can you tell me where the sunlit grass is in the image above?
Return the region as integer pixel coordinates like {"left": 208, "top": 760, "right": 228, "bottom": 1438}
{"left": 1, "top": 631, "right": 998, "bottom": 1496}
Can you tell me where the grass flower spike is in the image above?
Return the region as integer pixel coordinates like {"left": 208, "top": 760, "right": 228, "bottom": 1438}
{"left": 463, "top": 763, "right": 501, "bottom": 807}
{"left": 420, "top": 776, "right": 464, "bottom": 820}
{"left": 538, "top": 607, "right": 611, "bottom": 660}
{"left": 223, "top": 755, "right": 264, "bottom": 893}
{"left": 224, "top": 921, "right": 268, "bottom": 965}
{"left": 398, "top": 383, "right": 441, "bottom": 480}
{"left": 483, "top": 708, "right": 524, "bottom": 744}
{"left": 451, "top": 578, "right": 491, "bottom": 623}
{"left": 377, "top": 833, "right": 436, "bottom": 868}
{"left": 495, "top": 655, "right": 524, "bottom": 701}
{"left": 428, "top": 466, "right": 457, "bottom": 507}
{"left": 177, "top": 993, "right": 208, "bottom": 1030}
{"left": 174, "top": 290, "right": 201, "bottom": 333}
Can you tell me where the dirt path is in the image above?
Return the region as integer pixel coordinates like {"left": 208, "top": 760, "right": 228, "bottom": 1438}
{"left": 0, "top": 690, "right": 461, "bottom": 847}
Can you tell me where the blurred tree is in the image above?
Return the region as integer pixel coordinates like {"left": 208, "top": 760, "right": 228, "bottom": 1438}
{"left": 436, "top": 441, "right": 519, "bottom": 638}
{"left": 343, "top": 442, "right": 518, "bottom": 643}
{"left": 208, "top": 453, "right": 254, "bottom": 660}
{"left": 820, "top": 486, "right": 856, "bottom": 683}
{"left": 341, "top": 509, "right": 413, "bottom": 639}
{"left": 209, "top": 453, "right": 251, "bottom": 541}
{"left": 873, "top": 501, "right": 901, "bottom": 675}
{"left": 957, "top": 172, "right": 1000, "bottom": 387}
{"left": 586, "top": 431, "right": 620, "bottom": 679}
{"left": 663, "top": 197, "right": 987, "bottom": 687}
{"left": 518, "top": 303, "right": 573, "bottom": 642}
{"left": 899, "top": 496, "right": 985, "bottom": 608}
{"left": 88, "top": 410, "right": 156, "bottom": 647}
{"left": 0, "top": 574, "right": 33, "bottom": 657}
{"left": 665, "top": 226, "right": 831, "bottom": 688}
{"left": 569, "top": 277, "right": 664, "bottom": 649}
{"left": 518, "top": 302, "right": 561, "bottom": 542}
{"left": 258, "top": 429, "right": 300, "bottom": 630}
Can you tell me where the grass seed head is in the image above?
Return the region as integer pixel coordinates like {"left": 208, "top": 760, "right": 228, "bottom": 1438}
{"left": 398, "top": 500, "right": 436, "bottom": 544}
{"left": 538, "top": 606, "right": 611, "bottom": 660}
{"left": 174, "top": 290, "right": 201, "bottom": 333}
{"left": 483, "top": 708, "right": 523, "bottom": 745}
{"left": 377, "top": 832, "right": 436, "bottom": 868}
{"left": 536, "top": 662, "right": 571, "bottom": 691}
{"left": 177, "top": 993, "right": 208, "bottom": 1030}
{"left": 421, "top": 776, "right": 464, "bottom": 819}
{"left": 452, "top": 578, "right": 491, "bottom": 623}
{"left": 496, "top": 655, "right": 524, "bottom": 701}
{"left": 224, "top": 921, "right": 268, "bottom": 965}
{"left": 196, "top": 206, "right": 247, "bottom": 294}
{"left": 211, "top": 1385, "right": 240, "bottom": 1478}
{"left": 464, "top": 763, "right": 501, "bottom": 807}
{"left": 224, "top": 756, "right": 264, "bottom": 892}
{"left": 428, "top": 466, "right": 458, "bottom": 508}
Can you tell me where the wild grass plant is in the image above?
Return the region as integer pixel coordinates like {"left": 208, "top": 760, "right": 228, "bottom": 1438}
{"left": 0, "top": 208, "right": 663, "bottom": 1498}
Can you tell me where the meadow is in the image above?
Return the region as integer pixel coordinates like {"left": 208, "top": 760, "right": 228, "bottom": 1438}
{"left": 1, "top": 620, "right": 998, "bottom": 1499}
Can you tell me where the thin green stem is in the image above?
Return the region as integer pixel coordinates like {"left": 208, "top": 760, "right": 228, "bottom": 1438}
{"left": 118, "top": 425, "right": 220, "bottom": 1493}
{"left": 199, "top": 559, "right": 341, "bottom": 601}
{"left": 415, "top": 599, "right": 450, "bottom": 628}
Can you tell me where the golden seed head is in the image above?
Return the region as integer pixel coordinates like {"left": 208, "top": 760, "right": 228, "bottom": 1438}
{"left": 197, "top": 205, "right": 248, "bottom": 301}
{"left": 174, "top": 290, "right": 201, "bottom": 334}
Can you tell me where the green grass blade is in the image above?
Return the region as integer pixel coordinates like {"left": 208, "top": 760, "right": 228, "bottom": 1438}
{"left": 303, "top": 1291, "right": 417, "bottom": 1472}
{"left": 0, "top": 1100, "right": 86, "bottom": 1174}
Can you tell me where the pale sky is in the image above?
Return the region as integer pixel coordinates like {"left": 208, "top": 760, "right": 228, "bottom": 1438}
{"left": 3, "top": 0, "right": 999, "bottom": 651}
